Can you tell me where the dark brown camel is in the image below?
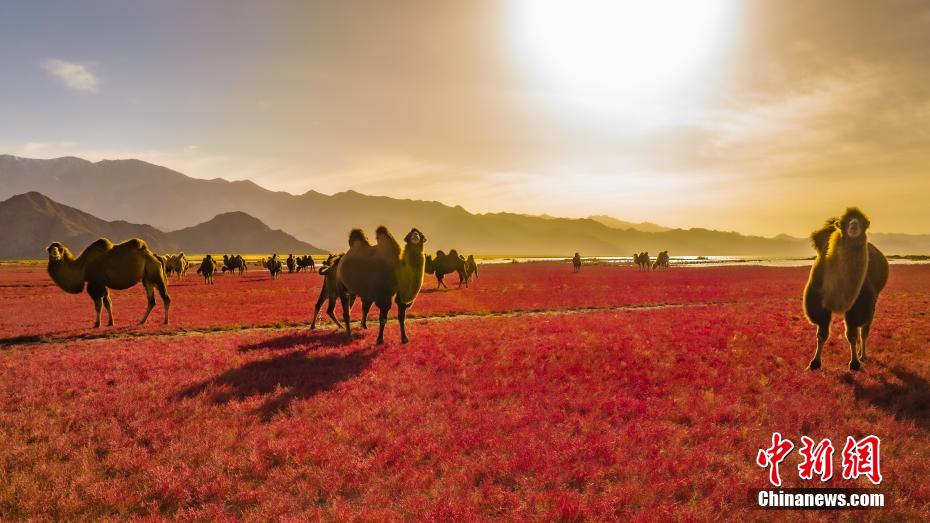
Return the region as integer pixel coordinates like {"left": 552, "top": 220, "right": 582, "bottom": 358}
{"left": 425, "top": 249, "right": 468, "bottom": 288}
{"left": 196, "top": 254, "right": 218, "bottom": 284}
{"left": 310, "top": 253, "right": 356, "bottom": 330}
{"left": 336, "top": 226, "right": 427, "bottom": 344}
{"left": 46, "top": 238, "right": 171, "bottom": 327}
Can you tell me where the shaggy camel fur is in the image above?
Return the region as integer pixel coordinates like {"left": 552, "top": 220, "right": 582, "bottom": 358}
{"left": 804, "top": 208, "right": 889, "bottom": 371}
{"left": 652, "top": 251, "right": 670, "bottom": 271}
{"left": 336, "top": 226, "right": 427, "bottom": 344}
{"left": 310, "top": 253, "right": 356, "bottom": 330}
{"left": 196, "top": 255, "right": 218, "bottom": 284}
{"left": 164, "top": 253, "right": 190, "bottom": 280}
{"left": 634, "top": 252, "right": 650, "bottom": 271}
{"left": 47, "top": 238, "right": 171, "bottom": 327}
{"left": 425, "top": 249, "right": 468, "bottom": 288}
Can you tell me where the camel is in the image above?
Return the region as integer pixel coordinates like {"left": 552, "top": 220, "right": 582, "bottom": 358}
{"left": 425, "top": 249, "right": 468, "bottom": 288}
{"left": 464, "top": 254, "right": 479, "bottom": 281}
{"left": 296, "top": 255, "right": 316, "bottom": 272}
{"left": 164, "top": 253, "right": 190, "bottom": 280}
{"left": 572, "top": 252, "right": 582, "bottom": 273}
{"left": 634, "top": 252, "right": 650, "bottom": 271}
{"left": 46, "top": 238, "right": 171, "bottom": 327}
{"left": 267, "top": 254, "right": 283, "bottom": 280}
{"left": 286, "top": 254, "right": 296, "bottom": 273}
{"left": 196, "top": 254, "right": 218, "bottom": 284}
{"left": 311, "top": 253, "right": 356, "bottom": 330}
{"left": 804, "top": 208, "right": 889, "bottom": 371}
{"left": 336, "top": 226, "right": 427, "bottom": 344}
{"left": 652, "top": 251, "right": 670, "bottom": 271}
{"left": 221, "top": 254, "right": 247, "bottom": 275}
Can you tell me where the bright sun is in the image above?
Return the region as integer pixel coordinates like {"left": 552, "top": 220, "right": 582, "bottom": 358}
{"left": 510, "top": 0, "right": 734, "bottom": 105}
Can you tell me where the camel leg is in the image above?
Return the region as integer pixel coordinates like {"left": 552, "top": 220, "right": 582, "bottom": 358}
{"left": 326, "top": 299, "right": 343, "bottom": 330}
{"left": 859, "top": 321, "right": 872, "bottom": 361}
{"left": 339, "top": 292, "right": 352, "bottom": 338}
{"left": 808, "top": 321, "right": 830, "bottom": 371}
{"left": 375, "top": 301, "right": 390, "bottom": 345}
{"left": 397, "top": 301, "right": 409, "bottom": 344}
{"left": 103, "top": 290, "right": 114, "bottom": 326}
{"left": 156, "top": 279, "right": 170, "bottom": 325}
{"left": 140, "top": 281, "right": 156, "bottom": 325}
{"left": 845, "top": 322, "right": 862, "bottom": 371}
{"left": 311, "top": 288, "right": 326, "bottom": 329}
{"left": 361, "top": 300, "right": 372, "bottom": 329}
{"left": 92, "top": 295, "right": 103, "bottom": 328}
{"left": 87, "top": 283, "right": 105, "bottom": 328}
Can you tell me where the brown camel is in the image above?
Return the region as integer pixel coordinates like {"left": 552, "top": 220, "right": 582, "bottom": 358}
{"left": 804, "top": 208, "right": 889, "bottom": 371}
{"left": 425, "top": 249, "right": 468, "bottom": 288}
{"left": 336, "top": 226, "right": 427, "bottom": 344}
{"left": 464, "top": 254, "right": 479, "bottom": 281}
{"left": 652, "top": 251, "right": 670, "bottom": 271}
{"left": 286, "top": 254, "right": 296, "bottom": 273}
{"left": 267, "top": 254, "right": 283, "bottom": 280}
{"left": 196, "top": 254, "right": 218, "bottom": 284}
{"left": 572, "top": 252, "right": 582, "bottom": 273}
{"left": 310, "top": 253, "right": 356, "bottom": 330}
{"left": 296, "top": 255, "right": 316, "bottom": 272}
{"left": 46, "top": 238, "right": 171, "bottom": 328}
{"left": 164, "top": 253, "right": 190, "bottom": 280}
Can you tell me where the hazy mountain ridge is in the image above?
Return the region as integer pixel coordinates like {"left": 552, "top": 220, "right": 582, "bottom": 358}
{"left": 3, "top": 155, "right": 930, "bottom": 256}
{"left": 0, "top": 192, "right": 323, "bottom": 259}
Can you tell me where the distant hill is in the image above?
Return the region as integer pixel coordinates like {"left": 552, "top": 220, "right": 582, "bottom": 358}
{"left": 3, "top": 155, "right": 929, "bottom": 256}
{"left": 168, "top": 211, "right": 323, "bottom": 254}
{"left": 0, "top": 192, "right": 323, "bottom": 259}
{"left": 588, "top": 215, "right": 672, "bottom": 233}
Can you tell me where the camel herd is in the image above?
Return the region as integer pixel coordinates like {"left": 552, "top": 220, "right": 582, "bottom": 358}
{"left": 43, "top": 208, "right": 890, "bottom": 367}
{"left": 631, "top": 251, "right": 669, "bottom": 271}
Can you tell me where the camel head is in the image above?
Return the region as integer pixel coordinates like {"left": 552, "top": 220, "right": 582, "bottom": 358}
{"left": 47, "top": 242, "right": 69, "bottom": 262}
{"left": 840, "top": 207, "right": 869, "bottom": 241}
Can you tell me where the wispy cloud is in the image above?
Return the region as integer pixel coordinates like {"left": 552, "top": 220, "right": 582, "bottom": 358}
{"left": 42, "top": 58, "right": 100, "bottom": 93}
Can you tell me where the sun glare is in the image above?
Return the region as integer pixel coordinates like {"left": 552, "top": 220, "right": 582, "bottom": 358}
{"left": 510, "top": 0, "right": 734, "bottom": 113}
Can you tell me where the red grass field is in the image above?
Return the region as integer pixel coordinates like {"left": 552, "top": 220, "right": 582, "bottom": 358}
{"left": 1, "top": 262, "right": 929, "bottom": 520}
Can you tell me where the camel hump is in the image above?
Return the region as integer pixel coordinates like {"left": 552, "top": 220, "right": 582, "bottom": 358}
{"left": 436, "top": 250, "right": 446, "bottom": 257}
{"left": 348, "top": 228, "right": 370, "bottom": 247}
{"left": 810, "top": 219, "right": 839, "bottom": 254}
{"left": 449, "top": 249, "right": 459, "bottom": 256}
{"left": 90, "top": 238, "right": 115, "bottom": 251}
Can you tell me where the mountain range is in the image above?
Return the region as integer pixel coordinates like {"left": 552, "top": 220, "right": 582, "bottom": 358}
{"left": 0, "top": 192, "right": 323, "bottom": 259}
{"left": 2, "top": 154, "right": 930, "bottom": 257}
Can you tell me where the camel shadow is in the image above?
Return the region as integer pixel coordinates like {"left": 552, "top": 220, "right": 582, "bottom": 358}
{"left": 175, "top": 347, "right": 377, "bottom": 421}
{"left": 238, "top": 329, "right": 356, "bottom": 352}
{"left": 850, "top": 362, "right": 930, "bottom": 431}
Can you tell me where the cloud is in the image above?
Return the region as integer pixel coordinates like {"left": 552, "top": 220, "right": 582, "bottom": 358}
{"left": 42, "top": 59, "right": 100, "bottom": 93}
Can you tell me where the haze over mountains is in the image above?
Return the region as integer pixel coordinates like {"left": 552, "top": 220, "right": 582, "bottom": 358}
{"left": 2, "top": 155, "right": 929, "bottom": 257}
{"left": 0, "top": 192, "right": 322, "bottom": 259}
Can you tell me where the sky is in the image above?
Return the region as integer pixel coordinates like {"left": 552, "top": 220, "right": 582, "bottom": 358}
{"left": 2, "top": 0, "right": 930, "bottom": 236}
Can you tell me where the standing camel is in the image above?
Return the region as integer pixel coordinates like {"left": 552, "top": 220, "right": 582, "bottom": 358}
{"left": 572, "top": 252, "right": 581, "bottom": 273}
{"left": 424, "top": 249, "right": 468, "bottom": 288}
{"left": 804, "top": 208, "right": 889, "bottom": 371}
{"left": 336, "top": 226, "right": 427, "bottom": 344}
{"left": 310, "top": 253, "right": 355, "bottom": 330}
{"left": 46, "top": 238, "right": 171, "bottom": 327}
{"left": 197, "top": 254, "right": 218, "bottom": 284}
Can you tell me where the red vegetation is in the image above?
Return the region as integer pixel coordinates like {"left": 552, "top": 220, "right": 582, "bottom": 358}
{"left": 1, "top": 263, "right": 929, "bottom": 519}
{"left": 1, "top": 263, "right": 832, "bottom": 342}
